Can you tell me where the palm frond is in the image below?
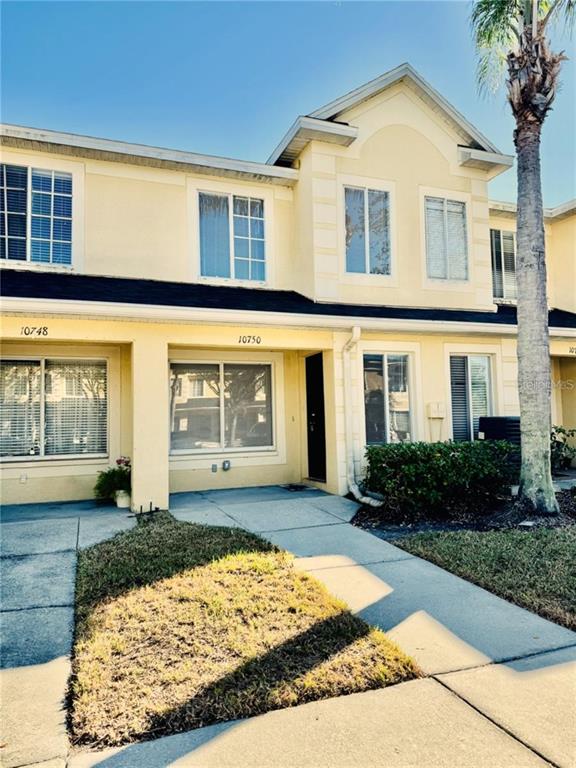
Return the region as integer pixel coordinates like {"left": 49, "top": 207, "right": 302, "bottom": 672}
{"left": 476, "top": 44, "right": 510, "bottom": 93}
{"left": 471, "top": 0, "right": 523, "bottom": 46}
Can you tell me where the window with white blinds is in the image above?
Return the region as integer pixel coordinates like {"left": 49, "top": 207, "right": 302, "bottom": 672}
{"left": 0, "top": 359, "right": 107, "bottom": 459}
{"left": 490, "top": 229, "right": 517, "bottom": 299}
{"left": 449, "top": 355, "right": 491, "bottom": 441}
{"left": 425, "top": 196, "right": 468, "bottom": 280}
{"left": 1, "top": 164, "right": 73, "bottom": 265}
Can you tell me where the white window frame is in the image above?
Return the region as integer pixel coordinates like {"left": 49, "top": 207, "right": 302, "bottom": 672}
{"left": 0, "top": 356, "right": 109, "bottom": 462}
{"left": 0, "top": 152, "right": 84, "bottom": 273}
{"left": 337, "top": 174, "right": 397, "bottom": 286}
{"left": 343, "top": 186, "right": 392, "bottom": 276}
{"left": 169, "top": 358, "right": 277, "bottom": 456}
{"left": 444, "top": 346, "right": 503, "bottom": 442}
{"left": 361, "top": 351, "right": 415, "bottom": 445}
{"left": 420, "top": 187, "right": 472, "bottom": 288}
{"left": 490, "top": 228, "right": 517, "bottom": 301}
{"left": 188, "top": 178, "right": 275, "bottom": 287}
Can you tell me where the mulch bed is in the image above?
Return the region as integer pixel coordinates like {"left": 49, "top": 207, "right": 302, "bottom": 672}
{"left": 352, "top": 489, "right": 576, "bottom": 540}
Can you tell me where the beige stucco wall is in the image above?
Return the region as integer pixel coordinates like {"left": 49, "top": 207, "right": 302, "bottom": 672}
{"left": 4, "top": 311, "right": 574, "bottom": 505}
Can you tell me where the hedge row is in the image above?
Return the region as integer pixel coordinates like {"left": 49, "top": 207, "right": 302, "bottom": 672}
{"left": 364, "top": 440, "right": 517, "bottom": 519}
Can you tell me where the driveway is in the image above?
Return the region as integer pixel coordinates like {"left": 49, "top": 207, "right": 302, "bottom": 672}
{"left": 0, "top": 502, "right": 135, "bottom": 768}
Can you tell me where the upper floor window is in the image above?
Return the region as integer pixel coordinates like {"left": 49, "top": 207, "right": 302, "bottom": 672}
{"left": 425, "top": 196, "right": 468, "bottom": 281}
{"left": 199, "top": 192, "right": 265, "bottom": 282}
{"left": 345, "top": 187, "right": 391, "bottom": 275}
{"left": 1, "top": 164, "right": 73, "bottom": 266}
{"left": 490, "top": 229, "right": 517, "bottom": 299}
{"left": 0, "top": 358, "right": 107, "bottom": 459}
{"left": 363, "top": 353, "right": 412, "bottom": 444}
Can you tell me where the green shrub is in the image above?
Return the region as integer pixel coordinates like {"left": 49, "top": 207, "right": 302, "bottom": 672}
{"left": 94, "top": 456, "right": 131, "bottom": 502}
{"left": 364, "top": 441, "right": 517, "bottom": 520}
{"left": 550, "top": 426, "right": 576, "bottom": 473}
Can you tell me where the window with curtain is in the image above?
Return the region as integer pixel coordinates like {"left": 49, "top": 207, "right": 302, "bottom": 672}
{"left": 0, "top": 359, "right": 107, "bottom": 459}
{"left": 345, "top": 187, "right": 391, "bottom": 275}
{"left": 170, "top": 362, "right": 273, "bottom": 452}
{"left": 425, "top": 196, "right": 468, "bottom": 280}
{"left": 449, "top": 355, "right": 491, "bottom": 441}
{"left": 1, "top": 164, "right": 73, "bottom": 265}
{"left": 490, "top": 229, "right": 517, "bottom": 299}
{"left": 363, "top": 354, "right": 412, "bottom": 444}
{"left": 199, "top": 193, "right": 265, "bottom": 281}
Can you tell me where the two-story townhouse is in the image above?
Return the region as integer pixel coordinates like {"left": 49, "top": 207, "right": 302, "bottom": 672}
{"left": 1, "top": 63, "right": 575, "bottom": 510}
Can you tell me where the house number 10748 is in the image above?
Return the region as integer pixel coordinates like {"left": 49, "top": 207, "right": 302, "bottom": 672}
{"left": 238, "top": 335, "right": 261, "bottom": 344}
{"left": 21, "top": 326, "right": 49, "bottom": 337}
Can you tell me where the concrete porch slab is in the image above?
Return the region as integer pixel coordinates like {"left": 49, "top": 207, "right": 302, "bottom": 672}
{"left": 309, "top": 495, "right": 360, "bottom": 522}
{"left": 264, "top": 523, "right": 414, "bottom": 566}
{"left": 0, "top": 500, "right": 105, "bottom": 523}
{"left": 169, "top": 492, "right": 222, "bottom": 511}
{"left": 1, "top": 552, "right": 76, "bottom": 610}
{"left": 68, "top": 679, "right": 548, "bottom": 768}
{"left": 0, "top": 657, "right": 69, "bottom": 768}
{"left": 438, "top": 645, "right": 576, "bottom": 768}
{"left": 171, "top": 507, "right": 242, "bottom": 527}
{"left": 218, "top": 499, "right": 343, "bottom": 532}
{"left": 0, "top": 606, "right": 74, "bottom": 668}
{"left": 1, "top": 518, "right": 78, "bottom": 556}
{"left": 302, "top": 555, "right": 576, "bottom": 674}
{"left": 77, "top": 513, "right": 136, "bottom": 548}
{"left": 201, "top": 485, "right": 327, "bottom": 505}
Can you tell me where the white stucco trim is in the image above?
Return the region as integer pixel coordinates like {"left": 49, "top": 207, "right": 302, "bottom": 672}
{"left": 2, "top": 296, "right": 576, "bottom": 337}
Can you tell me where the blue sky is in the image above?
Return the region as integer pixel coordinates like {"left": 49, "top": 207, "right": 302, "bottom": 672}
{"left": 1, "top": 1, "right": 574, "bottom": 205}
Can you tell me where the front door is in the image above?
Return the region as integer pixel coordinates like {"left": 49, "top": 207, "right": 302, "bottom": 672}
{"left": 305, "top": 353, "right": 327, "bottom": 482}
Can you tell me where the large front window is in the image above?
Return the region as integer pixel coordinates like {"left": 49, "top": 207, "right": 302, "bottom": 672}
{"left": 170, "top": 362, "right": 273, "bottom": 452}
{"left": 0, "top": 359, "right": 107, "bottom": 459}
{"left": 449, "top": 355, "right": 491, "bottom": 441}
{"left": 1, "top": 164, "right": 73, "bottom": 265}
{"left": 345, "top": 186, "right": 391, "bottom": 275}
{"left": 363, "top": 354, "right": 412, "bottom": 444}
{"left": 199, "top": 193, "right": 265, "bottom": 281}
{"left": 425, "top": 196, "right": 468, "bottom": 280}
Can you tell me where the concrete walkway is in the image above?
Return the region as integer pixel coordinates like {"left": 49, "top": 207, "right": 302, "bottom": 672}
{"left": 3, "top": 487, "right": 576, "bottom": 768}
{"left": 0, "top": 502, "right": 136, "bottom": 768}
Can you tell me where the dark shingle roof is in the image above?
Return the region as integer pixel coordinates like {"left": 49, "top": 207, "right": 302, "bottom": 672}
{"left": 2, "top": 269, "right": 575, "bottom": 329}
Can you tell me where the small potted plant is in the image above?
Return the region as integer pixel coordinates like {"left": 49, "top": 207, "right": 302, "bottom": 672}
{"left": 94, "top": 456, "right": 132, "bottom": 508}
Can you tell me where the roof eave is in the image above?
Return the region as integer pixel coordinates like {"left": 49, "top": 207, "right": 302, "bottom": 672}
{"left": 267, "top": 116, "right": 358, "bottom": 167}
{"left": 458, "top": 147, "right": 514, "bottom": 179}
{"left": 0, "top": 124, "right": 299, "bottom": 186}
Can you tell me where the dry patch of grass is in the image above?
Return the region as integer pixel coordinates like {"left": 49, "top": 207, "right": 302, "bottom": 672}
{"left": 397, "top": 527, "right": 576, "bottom": 629}
{"left": 71, "top": 512, "right": 418, "bottom": 747}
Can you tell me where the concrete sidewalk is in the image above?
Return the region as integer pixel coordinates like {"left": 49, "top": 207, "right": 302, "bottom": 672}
{"left": 168, "top": 487, "right": 576, "bottom": 768}
{"left": 0, "top": 504, "right": 135, "bottom": 768}
{"left": 3, "top": 487, "right": 576, "bottom": 768}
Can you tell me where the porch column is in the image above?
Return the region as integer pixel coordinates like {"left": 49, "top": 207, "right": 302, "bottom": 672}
{"left": 131, "top": 337, "right": 169, "bottom": 511}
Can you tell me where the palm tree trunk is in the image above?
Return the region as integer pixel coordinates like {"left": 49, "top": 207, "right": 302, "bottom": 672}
{"left": 514, "top": 120, "right": 558, "bottom": 514}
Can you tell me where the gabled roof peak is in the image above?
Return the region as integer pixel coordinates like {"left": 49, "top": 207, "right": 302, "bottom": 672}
{"left": 268, "top": 62, "right": 510, "bottom": 167}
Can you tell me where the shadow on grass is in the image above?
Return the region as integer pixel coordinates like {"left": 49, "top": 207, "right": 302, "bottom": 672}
{"left": 74, "top": 511, "right": 275, "bottom": 624}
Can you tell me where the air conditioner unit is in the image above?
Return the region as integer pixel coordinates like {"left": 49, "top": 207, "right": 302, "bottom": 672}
{"left": 478, "top": 416, "right": 521, "bottom": 467}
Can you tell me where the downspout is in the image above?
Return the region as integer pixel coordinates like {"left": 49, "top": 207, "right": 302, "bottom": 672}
{"left": 342, "top": 326, "right": 384, "bottom": 507}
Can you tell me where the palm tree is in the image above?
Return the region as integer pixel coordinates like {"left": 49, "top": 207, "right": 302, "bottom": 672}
{"left": 472, "top": 0, "right": 574, "bottom": 514}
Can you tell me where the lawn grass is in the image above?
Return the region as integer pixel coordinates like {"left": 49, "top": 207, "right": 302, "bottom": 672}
{"left": 397, "top": 527, "right": 576, "bottom": 630}
{"left": 70, "top": 512, "right": 419, "bottom": 747}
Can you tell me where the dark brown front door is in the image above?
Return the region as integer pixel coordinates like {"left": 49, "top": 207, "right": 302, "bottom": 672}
{"left": 305, "top": 353, "right": 326, "bottom": 482}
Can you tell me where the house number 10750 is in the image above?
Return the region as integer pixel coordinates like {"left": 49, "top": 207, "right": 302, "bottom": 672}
{"left": 238, "top": 335, "right": 261, "bottom": 344}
